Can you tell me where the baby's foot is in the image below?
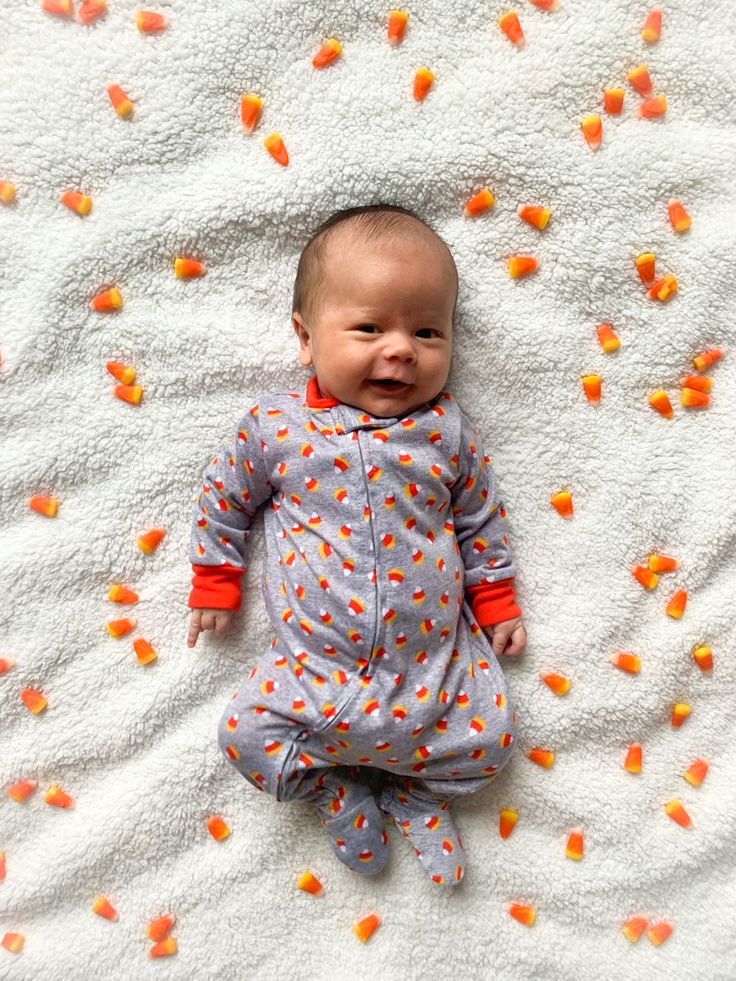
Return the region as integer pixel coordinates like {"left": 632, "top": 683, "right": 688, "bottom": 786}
{"left": 316, "top": 778, "right": 390, "bottom": 876}
{"left": 377, "top": 780, "right": 465, "bottom": 887}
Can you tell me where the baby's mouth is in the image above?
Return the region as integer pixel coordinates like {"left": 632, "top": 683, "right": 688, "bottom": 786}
{"left": 367, "top": 379, "right": 411, "bottom": 390}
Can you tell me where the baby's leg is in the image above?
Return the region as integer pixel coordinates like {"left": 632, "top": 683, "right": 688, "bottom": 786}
{"left": 217, "top": 695, "right": 389, "bottom": 875}
{"left": 377, "top": 774, "right": 481, "bottom": 888}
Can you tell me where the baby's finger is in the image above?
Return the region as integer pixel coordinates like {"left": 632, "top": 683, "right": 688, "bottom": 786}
{"left": 187, "top": 613, "right": 203, "bottom": 648}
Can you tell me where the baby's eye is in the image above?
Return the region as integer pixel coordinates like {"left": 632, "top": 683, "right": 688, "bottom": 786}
{"left": 356, "top": 325, "right": 437, "bottom": 337}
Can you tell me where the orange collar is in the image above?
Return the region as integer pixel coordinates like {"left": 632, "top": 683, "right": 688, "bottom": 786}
{"left": 305, "top": 375, "right": 340, "bottom": 408}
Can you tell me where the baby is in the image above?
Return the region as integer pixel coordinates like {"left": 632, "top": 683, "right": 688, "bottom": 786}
{"left": 186, "top": 203, "right": 527, "bottom": 888}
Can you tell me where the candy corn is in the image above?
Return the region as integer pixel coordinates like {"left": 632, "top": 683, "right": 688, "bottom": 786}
{"left": 92, "top": 896, "right": 118, "bottom": 920}
{"left": 29, "top": 495, "right": 59, "bottom": 517}
{"left": 174, "top": 257, "right": 206, "bottom": 278}
{"left": 665, "top": 589, "right": 687, "bottom": 618}
{"left": 647, "top": 273, "right": 678, "bottom": 301}
{"left": 21, "top": 688, "right": 48, "bottom": 714}
{"left": 7, "top": 779, "right": 37, "bottom": 802}
{"left": 517, "top": 204, "right": 550, "bottom": 229}
{"left": 0, "top": 181, "right": 16, "bottom": 204}
{"left": 136, "top": 10, "right": 167, "bottom": 33}
{"left": 635, "top": 252, "right": 656, "bottom": 286}
{"left": 241, "top": 94, "right": 262, "bottom": 134}
{"left": 263, "top": 133, "right": 289, "bottom": 166}
{"left": 648, "top": 390, "right": 673, "bottom": 418}
{"left": 647, "top": 921, "right": 673, "bottom": 945}
{"left": 297, "top": 870, "right": 323, "bottom": 894}
{"left": 539, "top": 671, "right": 570, "bottom": 695}
{"left": 114, "top": 384, "right": 142, "bottom": 405}
{"left": 624, "top": 743, "right": 642, "bottom": 773}
{"left": 610, "top": 652, "right": 640, "bottom": 674}
{"left": 681, "top": 387, "right": 709, "bottom": 408}
{"left": 667, "top": 199, "right": 691, "bottom": 233}
{"left": 647, "top": 553, "right": 677, "bottom": 572}
{"left": 603, "top": 88, "right": 624, "bottom": 114}
{"left": 581, "top": 115, "right": 602, "bottom": 150}
{"left": 508, "top": 903, "right": 535, "bottom": 926}
{"left": 146, "top": 914, "right": 175, "bottom": 942}
{"left": 680, "top": 375, "right": 711, "bottom": 393}
{"left": 632, "top": 565, "right": 658, "bottom": 589}
{"left": 413, "top": 67, "right": 434, "bottom": 101}
{"left": 107, "top": 618, "right": 136, "bottom": 637}
{"left": 45, "top": 785, "right": 74, "bottom": 807}
{"left": 691, "top": 645, "right": 712, "bottom": 671}
{"left": 91, "top": 287, "right": 123, "bottom": 311}
{"left": 621, "top": 916, "right": 648, "bottom": 942}
{"left": 507, "top": 256, "right": 538, "bottom": 278}
{"left": 137, "top": 528, "right": 165, "bottom": 553}
{"left": 565, "top": 827, "right": 583, "bottom": 860}
{"left": 0, "top": 657, "right": 15, "bottom": 674}
{"left": 1, "top": 932, "right": 24, "bottom": 953}
{"left": 683, "top": 758, "right": 708, "bottom": 788}
{"left": 108, "top": 584, "right": 139, "bottom": 603}
{"left": 671, "top": 702, "right": 691, "bottom": 728}
{"left": 692, "top": 348, "right": 722, "bottom": 371}
{"left": 550, "top": 491, "right": 572, "bottom": 517}
{"left": 206, "top": 815, "right": 230, "bottom": 840}
{"left": 582, "top": 374, "right": 601, "bottom": 402}
{"left": 149, "top": 937, "right": 176, "bottom": 958}
{"left": 107, "top": 84, "right": 134, "bottom": 118}
{"left": 641, "top": 8, "right": 662, "bottom": 44}
{"left": 387, "top": 10, "right": 408, "bottom": 46}
{"left": 499, "top": 12, "right": 524, "bottom": 45}
{"left": 627, "top": 65, "right": 653, "bottom": 98}
{"left": 134, "top": 637, "right": 157, "bottom": 665}
{"left": 638, "top": 95, "right": 667, "bottom": 118}
{"left": 312, "top": 38, "right": 342, "bottom": 69}
{"left": 60, "top": 191, "right": 92, "bottom": 215}
{"left": 499, "top": 808, "right": 518, "bottom": 839}
{"left": 527, "top": 747, "right": 554, "bottom": 768}
{"left": 664, "top": 799, "right": 692, "bottom": 829}
{"left": 77, "top": 1, "right": 107, "bottom": 25}
{"left": 42, "top": 0, "right": 73, "bottom": 17}
{"left": 463, "top": 187, "right": 494, "bottom": 217}
{"left": 596, "top": 323, "right": 620, "bottom": 352}
{"left": 353, "top": 913, "right": 381, "bottom": 942}
{"left": 106, "top": 361, "right": 136, "bottom": 384}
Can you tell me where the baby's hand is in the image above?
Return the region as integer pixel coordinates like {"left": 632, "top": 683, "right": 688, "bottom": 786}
{"left": 187, "top": 608, "right": 234, "bottom": 648}
{"left": 483, "top": 616, "right": 527, "bottom": 658}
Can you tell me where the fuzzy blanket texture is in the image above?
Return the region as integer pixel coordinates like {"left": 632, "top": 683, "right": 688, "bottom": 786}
{"left": 1, "top": 0, "right": 735, "bottom": 978}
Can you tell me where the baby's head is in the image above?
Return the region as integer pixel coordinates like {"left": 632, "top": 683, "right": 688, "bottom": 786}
{"left": 291, "top": 204, "right": 458, "bottom": 416}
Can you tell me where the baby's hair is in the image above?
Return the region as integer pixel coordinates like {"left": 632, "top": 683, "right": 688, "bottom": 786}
{"left": 292, "top": 203, "right": 458, "bottom": 327}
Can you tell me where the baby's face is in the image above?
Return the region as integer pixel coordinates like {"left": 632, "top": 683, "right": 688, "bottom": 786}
{"left": 292, "top": 228, "right": 455, "bottom": 416}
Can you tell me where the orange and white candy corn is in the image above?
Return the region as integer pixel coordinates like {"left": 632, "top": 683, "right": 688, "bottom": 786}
{"left": 0, "top": 181, "right": 16, "bottom": 204}
{"left": 507, "top": 256, "right": 538, "bottom": 278}
{"left": 146, "top": 914, "right": 175, "bottom": 941}
{"left": 596, "top": 323, "right": 620, "bottom": 352}
{"left": 241, "top": 94, "right": 262, "bottom": 134}
{"left": 1, "top": 932, "right": 24, "bottom": 953}
{"left": 681, "top": 386, "right": 709, "bottom": 408}
{"left": 517, "top": 204, "right": 550, "bottom": 229}
{"left": 464, "top": 187, "right": 494, "bottom": 217}
{"left": 627, "top": 65, "right": 653, "bottom": 98}
{"left": 603, "top": 88, "right": 624, "bottom": 114}
{"left": 29, "top": 495, "right": 59, "bottom": 517}
{"left": 527, "top": 747, "right": 554, "bottom": 768}
{"left": 540, "top": 671, "right": 570, "bottom": 695}
{"left": 550, "top": 490, "right": 572, "bottom": 517}
{"left": 648, "top": 390, "right": 673, "bottom": 418}
{"left": 387, "top": 10, "right": 408, "bottom": 46}
{"left": 691, "top": 645, "right": 712, "bottom": 671}
{"left": 107, "top": 84, "right": 134, "bottom": 117}
{"left": 508, "top": 903, "right": 535, "bottom": 926}
{"left": 665, "top": 588, "right": 687, "bottom": 618}
{"left": 582, "top": 374, "right": 601, "bottom": 402}
{"left": 353, "top": 913, "right": 381, "bottom": 943}
{"left": 624, "top": 743, "right": 642, "bottom": 773}
{"left": 648, "top": 553, "right": 677, "bottom": 572}
{"left": 632, "top": 565, "right": 658, "bottom": 589}
{"left": 667, "top": 199, "right": 691, "bottom": 233}
{"left": 297, "top": 870, "right": 323, "bottom": 894}
{"left": 566, "top": 827, "right": 583, "bottom": 860}
{"left": 206, "top": 815, "right": 230, "bottom": 840}
{"left": 21, "top": 688, "right": 48, "bottom": 714}
{"left": 133, "top": 637, "right": 157, "bottom": 665}
{"left": 106, "top": 361, "right": 136, "bottom": 384}
{"left": 45, "top": 784, "right": 74, "bottom": 807}
{"left": 149, "top": 937, "right": 177, "bottom": 958}
{"left": 263, "top": 133, "right": 289, "bottom": 166}
{"left": 499, "top": 808, "right": 518, "bottom": 839}
{"left": 647, "top": 921, "right": 673, "bottom": 945}
{"left": 137, "top": 528, "right": 165, "bottom": 553}
{"left": 621, "top": 916, "right": 648, "bottom": 942}
{"left": 683, "top": 758, "right": 708, "bottom": 788}
{"left": 91, "top": 287, "right": 123, "bottom": 311}
{"left": 60, "top": 191, "right": 92, "bottom": 215}
{"left": 635, "top": 252, "right": 656, "bottom": 286}
{"left": 312, "top": 38, "right": 342, "bottom": 69}
{"left": 107, "top": 617, "right": 136, "bottom": 637}
{"left": 638, "top": 95, "right": 667, "bottom": 118}
{"left": 671, "top": 702, "right": 691, "bottom": 727}
{"left": 175, "top": 257, "right": 206, "bottom": 278}
{"left": 647, "top": 273, "right": 677, "bottom": 301}
{"left": 641, "top": 8, "right": 662, "bottom": 44}
{"left": 610, "top": 652, "right": 640, "bottom": 674}
{"left": 115, "top": 383, "right": 142, "bottom": 404}
{"left": 77, "top": 1, "right": 107, "bottom": 25}
{"left": 42, "top": 0, "right": 73, "bottom": 17}
{"left": 664, "top": 799, "right": 692, "bottom": 829}
{"left": 581, "top": 115, "right": 602, "bottom": 150}
{"left": 136, "top": 10, "right": 167, "bottom": 33}
{"left": 413, "top": 67, "right": 434, "bottom": 101}
{"left": 7, "top": 779, "right": 37, "bottom": 802}
{"left": 92, "top": 896, "right": 118, "bottom": 920}
{"left": 692, "top": 348, "right": 722, "bottom": 371}
{"left": 499, "top": 11, "right": 524, "bottom": 45}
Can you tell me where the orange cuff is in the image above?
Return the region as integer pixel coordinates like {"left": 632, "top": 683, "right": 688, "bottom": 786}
{"left": 188, "top": 564, "right": 244, "bottom": 611}
{"left": 466, "top": 578, "right": 522, "bottom": 627}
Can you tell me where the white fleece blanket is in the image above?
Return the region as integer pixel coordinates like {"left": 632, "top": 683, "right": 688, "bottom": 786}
{"left": 2, "top": 1, "right": 735, "bottom": 978}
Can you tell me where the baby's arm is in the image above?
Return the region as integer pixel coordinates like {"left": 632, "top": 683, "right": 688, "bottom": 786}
{"left": 187, "top": 403, "right": 272, "bottom": 646}
{"left": 450, "top": 410, "right": 525, "bottom": 655}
